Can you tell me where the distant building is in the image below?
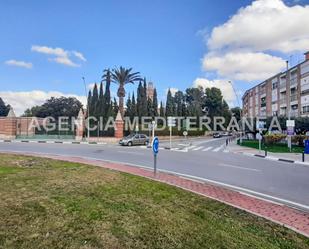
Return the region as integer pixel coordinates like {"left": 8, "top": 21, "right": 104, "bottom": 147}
{"left": 242, "top": 51, "right": 309, "bottom": 118}
{"left": 146, "top": 82, "right": 154, "bottom": 100}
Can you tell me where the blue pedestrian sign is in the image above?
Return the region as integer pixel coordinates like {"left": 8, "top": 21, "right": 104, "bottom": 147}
{"left": 152, "top": 137, "right": 159, "bottom": 155}
{"left": 305, "top": 140, "right": 309, "bottom": 154}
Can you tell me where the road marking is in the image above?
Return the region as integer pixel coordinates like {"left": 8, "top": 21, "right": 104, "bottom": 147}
{"left": 2, "top": 149, "right": 309, "bottom": 211}
{"left": 192, "top": 146, "right": 203, "bottom": 151}
{"left": 219, "top": 163, "right": 260, "bottom": 172}
{"left": 186, "top": 146, "right": 196, "bottom": 150}
{"left": 213, "top": 145, "right": 224, "bottom": 152}
{"left": 202, "top": 146, "right": 213, "bottom": 151}
{"left": 223, "top": 150, "right": 229, "bottom": 153}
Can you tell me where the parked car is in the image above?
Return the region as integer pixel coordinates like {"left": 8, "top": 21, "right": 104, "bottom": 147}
{"left": 119, "top": 134, "right": 149, "bottom": 146}
{"left": 213, "top": 132, "right": 221, "bottom": 138}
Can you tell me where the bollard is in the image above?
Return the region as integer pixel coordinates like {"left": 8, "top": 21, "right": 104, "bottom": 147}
{"left": 265, "top": 147, "right": 267, "bottom": 157}
{"left": 302, "top": 152, "right": 305, "bottom": 162}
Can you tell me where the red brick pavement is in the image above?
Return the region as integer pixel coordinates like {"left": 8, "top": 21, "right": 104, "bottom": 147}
{"left": 7, "top": 152, "right": 309, "bottom": 237}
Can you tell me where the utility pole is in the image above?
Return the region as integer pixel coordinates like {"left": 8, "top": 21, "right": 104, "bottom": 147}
{"left": 82, "top": 77, "right": 90, "bottom": 142}
{"left": 286, "top": 60, "right": 292, "bottom": 152}
{"left": 229, "top": 81, "right": 243, "bottom": 143}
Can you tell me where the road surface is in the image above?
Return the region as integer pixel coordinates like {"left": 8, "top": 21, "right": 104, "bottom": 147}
{"left": 1, "top": 137, "right": 309, "bottom": 211}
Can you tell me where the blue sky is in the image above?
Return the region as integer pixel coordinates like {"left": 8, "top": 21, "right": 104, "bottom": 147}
{"left": 1, "top": 0, "right": 309, "bottom": 115}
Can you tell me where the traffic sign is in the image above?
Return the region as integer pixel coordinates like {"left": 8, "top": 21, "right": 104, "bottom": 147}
{"left": 152, "top": 137, "right": 159, "bottom": 154}
{"left": 183, "top": 131, "right": 188, "bottom": 136}
{"left": 167, "top": 117, "right": 176, "bottom": 127}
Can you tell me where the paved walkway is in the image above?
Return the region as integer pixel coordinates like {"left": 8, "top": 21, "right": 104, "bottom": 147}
{"left": 5, "top": 151, "right": 309, "bottom": 237}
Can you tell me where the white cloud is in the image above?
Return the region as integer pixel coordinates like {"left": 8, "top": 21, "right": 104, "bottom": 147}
{"left": 203, "top": 52, "right": 286, "bottom": 81}
{"left": 201, "top": 0, "right": 309, "bottom": 81}
{"left": 72, "top": 51, "right": 87, "bottom": 62}
{"left": 193, "top": 78, "right": 236, "bottom": 105}
{"left": 5, "top": 60, "right": 33, "bottom": 69}
{"left": 0, "top": 90, "right": 86, "bottom": 116}
{"left": 31, "top": 45, "right": 86, "bottom": 67}
{"left": 207, "top": 0, "right": 309, "bottom": 53}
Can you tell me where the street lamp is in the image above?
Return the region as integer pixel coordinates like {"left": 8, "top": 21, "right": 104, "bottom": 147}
{"left": 228, "top": 80, "right": 243, "bottom": 143}
{"left": 82, "top": 77, "right": 90, "bottom": 142}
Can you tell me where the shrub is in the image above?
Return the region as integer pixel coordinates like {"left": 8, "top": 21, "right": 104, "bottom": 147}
{"left": 291, "top": 135, "right": 309, "bottom": 147}
{"left": 264, "top": 134, "right": 286, "bottom": 145}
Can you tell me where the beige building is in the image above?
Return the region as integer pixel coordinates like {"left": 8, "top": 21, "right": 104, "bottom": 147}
{"left": 242, "top": 52, "right": 309, "bottom": 118}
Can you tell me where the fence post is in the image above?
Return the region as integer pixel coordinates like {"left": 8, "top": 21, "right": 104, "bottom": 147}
{"left": 302, "top": 152, "right": 305, "bottom": 162}
{"left": 265, "top": 146, "right": 267, "bottom": 157}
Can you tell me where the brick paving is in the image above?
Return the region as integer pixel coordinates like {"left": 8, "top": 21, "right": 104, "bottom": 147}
{"left": 7, "top": 152, "right": 309, "bottom": 237}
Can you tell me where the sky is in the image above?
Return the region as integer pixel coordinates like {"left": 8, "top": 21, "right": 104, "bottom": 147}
{"left": 1, "top": 0, "right": 309, "bottom": 115}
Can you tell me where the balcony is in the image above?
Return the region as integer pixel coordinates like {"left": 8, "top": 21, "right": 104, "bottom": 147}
{"left": 280, "top": 83, "right": 286, "bottom": 92}
{"left": 290, "top": 94, "right": 298, "bottom": 102}
{"left": 290, "top": 77, "right": 298, "bottom": 88}
{"left": 279, "top": 98, "right": 287, "bottom": 105}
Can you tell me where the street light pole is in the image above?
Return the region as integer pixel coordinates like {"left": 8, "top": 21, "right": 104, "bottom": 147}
{"left": 229, "top": 81, "right": 243, "bottom": 143}
{"left": 82, "top": 77, "right": 90, "bottom": 142}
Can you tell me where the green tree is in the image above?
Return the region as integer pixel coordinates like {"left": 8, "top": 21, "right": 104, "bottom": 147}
{"left": 131, "top": 93, "right": 137, "bottom": 118}
{"left": 90, "top": 83, "right": 99, "bottom": 117}
{"left": 102, "top": 69, "right": 111, "bottom": 120}
{"left": 96, "top": 82, "right": 104, "bottom": 117}
{"left": 230, "top": 107, "right": 242, "bottom": 121}
{"left": 174, "top": 90, "right": 185, "bottom": 116}
{"left": 185, "top": 87, "right": 204, "bottom": 117}
{"left": 165, "top": 89, "right": 175, "bottom": 117}
{"left": 28, "top": 97, "right": 83, "bottom": 119}
{"left": 159, "top": 101, "right": 165, "bottom": 117}
{"left": 0, "top": 97, "right": 10, "bottom": 116}
{"left": 111, "top": 66, "right": 142, "bottom": 117}
{"left": 152, "top": 88, "right": 158, "bottom": 117}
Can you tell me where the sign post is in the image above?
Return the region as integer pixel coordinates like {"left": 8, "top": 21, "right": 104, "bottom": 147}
{"left": 256, "top": 132, "right": 262, "bottom": 153}
{"left": 167, "top": 117, "right": 176, "bottom": 149}
{"left": 152, "top": 137, "right": 159, "bottom": 175}
{"left": 286, "top": 120, "right": 295, "bottom": 152}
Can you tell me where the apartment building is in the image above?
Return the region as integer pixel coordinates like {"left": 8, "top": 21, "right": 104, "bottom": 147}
{"left": 242, "top": 52, "right": 309, "bottom": 118}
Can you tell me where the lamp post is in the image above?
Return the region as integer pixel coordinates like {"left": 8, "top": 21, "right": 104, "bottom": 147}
{"left": 229, "top": 80, "right": 243, "bottom": 143}
{"left": 82, "top": 77, "right": 90, "bottom": 142}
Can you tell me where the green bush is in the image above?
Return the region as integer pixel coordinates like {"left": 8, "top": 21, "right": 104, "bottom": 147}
{"left": 291, "top": 135, "right": 309, "bottom": 147}
{"left": 264, "top": 134, "right": 286, "bottom": 145}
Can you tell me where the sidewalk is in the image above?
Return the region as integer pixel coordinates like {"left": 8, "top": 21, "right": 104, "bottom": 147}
{"left": 228, "top": 142, "right": 309, "bottom": 165}
{"left": 5, "top": 151, "right": 309, "bottom": 237}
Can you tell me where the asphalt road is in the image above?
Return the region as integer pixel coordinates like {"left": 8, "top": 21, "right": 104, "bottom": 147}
{"left": 1, "top": 137, "right": 309, "bottom": 211}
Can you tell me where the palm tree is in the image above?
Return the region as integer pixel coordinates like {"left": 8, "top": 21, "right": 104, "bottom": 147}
{"left": 111, "top": 66, "right": 142, "bottom": 117}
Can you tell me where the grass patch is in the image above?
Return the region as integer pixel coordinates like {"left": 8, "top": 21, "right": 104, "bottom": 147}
{"left": 0, "top": 153, "right": 308, "bottom": 248}
{"left": 238, "top": 140, "right": 304, "bottom": 153}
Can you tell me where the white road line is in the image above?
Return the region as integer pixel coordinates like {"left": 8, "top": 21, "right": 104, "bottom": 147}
{"left": 219, "top": 163, "right": 260, "bottom": 172}
{"left": 223, "top": 150, "right": 229, "bottom": 153}
{"left": 213, "top": 145, "right": 224, "bottom": 152}
{"left": 202, "top": 146, "right": 213, "bottom": 151}
{"left": 192, "top": 146, "right": 204, "bottom": 151}
{"left": 186, "top": 146, "right": 196, "bottom": 150}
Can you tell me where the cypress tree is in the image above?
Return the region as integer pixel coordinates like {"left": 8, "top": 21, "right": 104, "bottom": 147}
{"left": 147, "top": 98, "right": 153, "bottom": 117}
{"left": 125, "top": 94, "right": 132, "bottom": 118}
{"left": 97, "top": 82, "right": 104, "bottom": 117}
{"left": 87, "top": 90, "right": 92, "bottom": 117}
{"left": 165, "top": 88, "right": 174, "bottom": 117}
{"left": 131, "top": 92, "right": 137, "bottom": 118}
{"left": 137, "top": 81, "right": 143, "bottom": 120}
{"left": 159, "top": 101, "right": 165, "bottom": 117}
{"left": 91, "top": 83, "right": 99, "bottom": 117}
{"left": 102, "top": 69, "right": 111, "bottom": 120}
{"left": 153, "top": 88, "right": 158, "bottom": 117}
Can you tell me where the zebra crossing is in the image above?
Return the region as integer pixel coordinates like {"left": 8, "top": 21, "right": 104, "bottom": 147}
{"left": 171, "top": 144, "right": 229, "bottom": 153}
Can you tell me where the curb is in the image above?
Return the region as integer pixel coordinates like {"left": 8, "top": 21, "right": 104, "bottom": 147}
{"left": 0, "top": 139, "right": 107, "bottom": 145}
{"left": 231, "top": 150, "right": 309, "bottom": 166}
{"left": 1, "top": 151, "right": 309, "bottom": 238}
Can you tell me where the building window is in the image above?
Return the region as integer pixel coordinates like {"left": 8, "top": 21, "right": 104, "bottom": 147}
{"left": 303, "top": 105, "right": 309, "bottom": 114}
